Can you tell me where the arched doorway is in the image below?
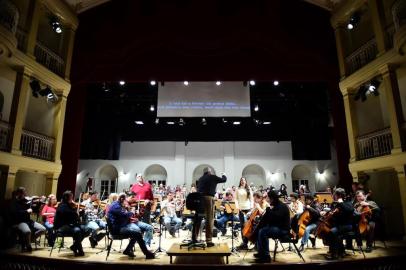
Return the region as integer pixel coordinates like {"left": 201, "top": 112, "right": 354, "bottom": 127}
{"left": 193, "top": 164, "right": 216, "bottom": 186}
{"left": 242, "top": 164, "right": 266, "bottom": 188}
{"left": 96, "top": 164, "right": 118, "bottom": 199}
{"left": 291, "top": 165, "right": 311, "bottom": 193}
{"left": 144, "top": 164, "right": 167, "bottom": 186}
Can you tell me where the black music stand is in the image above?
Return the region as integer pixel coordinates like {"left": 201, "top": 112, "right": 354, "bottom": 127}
{"left": 180, "top": 193, "right": 206, "bottom": 250}
{"left": 154, "top": 216, "right": 166, "bottom": 254}
{"left": 224, "top": 201, "right": 239, "bottom": 255}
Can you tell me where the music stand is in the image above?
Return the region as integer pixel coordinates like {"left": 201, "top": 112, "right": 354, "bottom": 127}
{"left": 180, "top": 193, "right": 206, "bottom": 250}
{"left": 224, "top": 201, "right": 239, "bottom": 255}
{"left": 154, "top": 215, "right": 166, "bottom": 254}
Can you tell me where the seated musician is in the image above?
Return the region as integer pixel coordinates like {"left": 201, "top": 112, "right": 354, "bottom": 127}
{"left": 354, "top": 190, "right": 380, "bottom": 253}
{"left": 215, "top": 191, "right": 239, "bottom": 236}
{"left": 252, "top": 191, "right": 270, "bottom": 215}
{"left": 321, "top": 188, "right": 354, "bottom": 260}
{"left": 298, "top": 194, "right": 321, "bottom": 251}
{"left": 289, "top": 193, "right": 304, "bottom": 237}
{"left": 255, "top": 190, "right": 290, "bottom": 263}
{"left": 83, "top": 191, "right": 107, "bottom": 248}
{"left": 107, "top": 193, "right": 155, "bottom": 259}
{"left": 41, "top": 194, "right": 58, "bottom": 246}
{"left": 105, "top": 193, "right": 118, "bottom": 217}
{"left": 161, "top": 192, "right": 183, "bottom": 237}
{"left": 9, "top": 187, "right": 46, "bottom": 252}
{"left": 54, "top": 190, "right": 86, "bottom": 256}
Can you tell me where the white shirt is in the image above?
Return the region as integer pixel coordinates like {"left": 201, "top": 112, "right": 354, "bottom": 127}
{"left": 235, "top": 187, "right": 253, "bottom": 210}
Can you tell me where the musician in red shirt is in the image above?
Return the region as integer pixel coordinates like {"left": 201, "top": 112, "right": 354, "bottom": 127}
{"left": 130, "top": 174, "right": 154, "bottom": 223}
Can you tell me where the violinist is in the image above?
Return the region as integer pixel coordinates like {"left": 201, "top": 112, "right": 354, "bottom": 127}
{"left": 298, "top": 194, "right": 321, "bottom": 251}
{"left": 130, "top": 174, "right": 154, "bottom": 224}
{"left": 83, "top": 192, "right": 106, "bottom": 248}
{"left": 9, "top": 187, "right": 46, "bottom": 252}
{"left": 214, "top": 191, "right": 239, "bottom": 236}
{"left": 107, "top": 193, "right": 155, "bottom": 259}
{"left": 322, "top": 188, "right": 354, "bottom": 260}
{"left": 161, "top": 192, "right": 183, "bottom": 237}
{"left": 54, "top": 190, "right": 86, "bottom": 256}
{"left": 41, "top": 194, "right": 58, "bottom": 246}
{"left": 354, "top": 190, "right": 379, "bottom": 253}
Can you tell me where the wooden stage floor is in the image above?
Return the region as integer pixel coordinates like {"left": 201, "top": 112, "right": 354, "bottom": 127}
{"left": 2, "top": 229, "right": 406, "bottom": 266}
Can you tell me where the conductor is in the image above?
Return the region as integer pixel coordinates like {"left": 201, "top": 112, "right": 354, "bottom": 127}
{"left": 193, "top": 167, "right": 227, "bottom": 247}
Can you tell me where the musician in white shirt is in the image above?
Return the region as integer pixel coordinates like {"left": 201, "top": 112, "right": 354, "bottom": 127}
{"left": 161, "top": 192, "right": 182, "bottom": 237}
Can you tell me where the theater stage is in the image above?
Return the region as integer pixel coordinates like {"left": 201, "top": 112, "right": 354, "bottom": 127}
{"left": 1, "top": 230, "right": 406, "bottom": 270}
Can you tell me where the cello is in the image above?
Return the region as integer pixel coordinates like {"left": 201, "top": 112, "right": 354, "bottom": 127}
{"left": 297, "top": 210, "right": 311, "bottom": 239}
{"left": 242, "top": 209, "right": 260, "bottom": 242}
{"left": 314, "top": 207, "right": 339, "bottom": 243}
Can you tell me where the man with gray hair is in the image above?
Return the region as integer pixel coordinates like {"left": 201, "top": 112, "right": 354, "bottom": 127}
{"left": 194, "top": 167, "right": 227, "bottom": 247}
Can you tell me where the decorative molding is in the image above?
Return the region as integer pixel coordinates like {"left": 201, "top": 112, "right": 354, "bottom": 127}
{"left": 349, "top": 151, "right": 406, "bottom": 173}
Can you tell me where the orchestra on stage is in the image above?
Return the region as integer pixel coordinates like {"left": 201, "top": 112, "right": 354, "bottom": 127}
{"left": 6, "top": 169, "right": 382, "bottom": 263}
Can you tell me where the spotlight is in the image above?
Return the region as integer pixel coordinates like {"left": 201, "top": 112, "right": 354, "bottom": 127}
{"left": 46, "top": 91, "right": 59, "bottom": 103}
{"left": 119, "top": 80, "right": 126, "bottom": 86}
{"left": 233, "top": 121, "right": 241, "bottom": 125}
{"left": 102, "top": 82, "right": 110, "bottom": 92}
{"left": 135, "top": 121, "right": 144, "bottom": 125}
{"left": 216, "top": 81, "right": 221, "bottom": 86}
{"left": 254, "top": 104, "right": 259, "bottom": 112}
{"left": 254, "top": 119, "right": 260, "bottom": 125}
{"left": 30, "top": 80, "right": 41, "bottom": 97}
{"left": 249, "top": 80, "right": 256, "bottom": 86}
{"left": 273, "top": 80, "right": 279, "bottom": 86}
{"left": 201, "top": 118, "right": 207, "bottom": 125}
{"left": 150, "top": 105, "right": 155, "bottom": 111}
{"left": 184, "top": 81, "right": 189, "bottom": 86}
{"left": 50, "top": 17, "right": 62, "bottom": 34}
{"left": 263, "top": 121, "right": 271, "bottom": 125}
{"left": 150, "top": 80, "right": 156, "bottom": 86}
{"left": 222, "top": 118, "right": 228, "bottom": 123}
{"left": 179, "top": 118, "right": 185, "bottom": 126}
{"left": 39, "top": 86, "right": 53, "bottom": 97}
{"left": 167, "top": 121, "right": 175, "bottom": 125}
{"left": 367, "top": 79, "right": 380, "bottom": 96}
{"left": 347, "top": 13, "right": 360, "bottom": 30}
{"left": 155, "top": 118, "right": 159, "bottom": 125}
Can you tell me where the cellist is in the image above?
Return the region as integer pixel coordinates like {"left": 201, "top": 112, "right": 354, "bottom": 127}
{"left": 353, "top": 190, "right": 379, "bottom": 253}
{"left": 298, "top": 194, "right": 321, "bottom": 251}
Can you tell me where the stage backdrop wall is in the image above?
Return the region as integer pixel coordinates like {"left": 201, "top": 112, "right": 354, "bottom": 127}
{"left": 76, "top": 141, "right": 339, "bottom": 198}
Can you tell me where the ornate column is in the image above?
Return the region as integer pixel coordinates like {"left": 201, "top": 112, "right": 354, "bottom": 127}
{"left": 45, "top": 172, "right": 60, "bottom": 196}
{"left": 368, "top": 0, "right": 389, "bottom": 54}
{"left": 333, "top": 23, "right": 348, "bottom": 78}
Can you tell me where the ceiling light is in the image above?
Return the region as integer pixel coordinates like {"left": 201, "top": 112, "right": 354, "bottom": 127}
{"left": 222, "top": 118, "right": 228, "bottom": 123}
{"left": 102, "top": 83, "right": 110, "bottom": 92}
{"left": 150, "top": 105, "right": 155, "bottom": 111}
{"left": 179, "top": 118, "right": 185, "bottom": 126}
{"left": 50, "top": 17, "right": 62, "bottom": 34}
{"left": 254, "top": 105, "right": 259, "bottom": 112}
{"left": 249, "top": 80, "right": 256, "bottom": 86}
{"left": 216, "top": 81, "right": 221, "bottom": 86}
{"left": 347, "top": 13, "right": 360, "bottom": 30}
{"left": 167, "top": 121, "right": 175, "bottom": 125}
{"left": 263, "top": 121, "right": 271, "bottom": 125}
{"left": 273, "top": 80, "right": 279, "bottom": 86}
{"left": 119, "top": 80, "right": 126, "bottom": 86}
{"left": 155, "top": 118, "right": 159, "bottom": 124}
{"left": 233, "top": 121, "right": 241, "bottom": 125}
{"left": 135, "top": 121, "right": 144, "bottom": 125}
{"left": 150, "top": 80, "right": 156, "bottom": 86}
{"left": 201, "top": 118, "right": 207, "bottom": 125}
{"left": 184, "top": 81, "right": 189, "bottom": 86}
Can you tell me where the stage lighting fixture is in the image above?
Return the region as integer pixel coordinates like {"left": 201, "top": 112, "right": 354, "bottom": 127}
{"left": 367, "top": 79, "right": 380, "bottom": 96}
{"left": 184, "top": 81, "right": 189, "bottom": 86}
{"left": 347, "top": 13, "right": 360, "bottom": 30}
{"left": 216, "top": 81, "right": 221, "bottom": 86}
{"left": 150, "top": 105, "right": 155, "bottom": 111}
{"left": 167, "top": 121, "right": 175, "bottom": 125}
{"left": 179, "top": 118, "right": 185, "bottom": 126}
{"left": 135, "top": 121, "right": 144, "bottom": 125}
{"left": 254, "top": 119, "right": 260, "bottom": 125}
{"left": 150, "top": 80, "right": 156, "bottom": 86}
{"left": 30, "top": 80, "right": 41, "bottom": 97}
{"left": 222, "top": 118, "right": 228, "bottom": 123}
{"left": 201, "top": 118, "right": 207, "bottom": 125}
{"left": 39, "top": 86, "right": 53, "bottom": 97}
{"left": 119, "top": 80, "right": 126, "bottom": 86}
{"left": 273, "top": 80, "right": 279, "bottom": 86}
{"left": 46, "top": 91, "right": 59, "bottom": 103}
{"left": 263, "top": 121, "right": 271, "bottom": 125}
{"left": 155, "top": 118, "right": 159, "bottom": 124}
{"left": 233, "top": 121, "right": 241, "bottom": 125}
{"left": 50, "top": 17, "right": 62, "bottom": 34}
{"left": 254, "top": 104, "right": 259, "bottom": 112}
{"left": 249, "top": 80, "right": 256, "bottom": 86}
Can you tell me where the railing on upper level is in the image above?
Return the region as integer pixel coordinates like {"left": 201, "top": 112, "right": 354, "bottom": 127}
{"left": 0, "top": 0, "right": 19, "bottom": 34}
{"left": 34, "top": 41, "right": 65, "bottom": 77}
{"left": 392, "top": 0, "right": 406, "bottom": 31}
{"left": 15, "top": 27, "right": 27, "bottom": 51}
{"left": 0, "top": 120, "right": 11, "bottom": 152}
{"left": 357, "top": 128, "right": 393, "bottom": 160}
{"left": 20, "top": 129, "right": 54, "bottom": 161}
{"left": 345, "top": 38, "right": 378, "bottom": 75}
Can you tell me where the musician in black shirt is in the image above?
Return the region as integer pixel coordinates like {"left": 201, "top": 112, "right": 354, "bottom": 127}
{"left": 255, "top": 190, "right": 290, "bottom": 263}
{"left": 194, "top": 167, "right": 227, "bottom": 247}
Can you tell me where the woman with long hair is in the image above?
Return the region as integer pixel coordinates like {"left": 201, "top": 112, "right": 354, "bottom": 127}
{"left": 235, "top": 177, "right": 253, "bottom": 250}
{"left": 41, "top": 194, "right": 57, "bottom": 246}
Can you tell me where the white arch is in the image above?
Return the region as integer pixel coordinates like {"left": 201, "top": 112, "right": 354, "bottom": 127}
{"left": 242, "top": 164, "right": 266, "bottom": 187}
{"left": 192, "top": 164, "right": 216, "bottom": 185}
{"left": 144, "top": 164, "right": 168, "bottom": 182}
{"left": 291, "top": 164, "right": 312, "bottom": 193}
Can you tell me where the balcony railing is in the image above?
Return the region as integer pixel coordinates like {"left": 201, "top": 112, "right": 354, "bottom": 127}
{"left": 20, "top": 129, "right": 54, "bottom": 161}
{"left": 15, "top": 27, "right": 27, "bottom": 51}
{"left": 345, "top": 38, "right": 378, "bottom": 75}
{"left": 0, "top": 0, "right": 19, "bottom": 34}
{"left": 0, "top": 120, "right": 11, "bottom": 152}
{"left": 34, "top": 41, "right": 65, "bottom": 77}
{"left": 357, "top": 128, "right": 393, "bottom": 160}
